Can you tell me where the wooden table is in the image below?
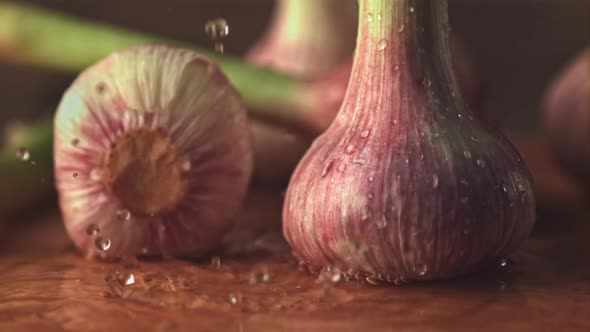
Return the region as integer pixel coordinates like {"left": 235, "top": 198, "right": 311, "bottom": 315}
{"left": 0, "top": 138, "right": 588, "bottom": 332}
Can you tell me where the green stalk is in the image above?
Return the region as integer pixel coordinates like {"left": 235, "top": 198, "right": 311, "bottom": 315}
{"left": 0, "top": 2, "right": 317, "bottom": 129}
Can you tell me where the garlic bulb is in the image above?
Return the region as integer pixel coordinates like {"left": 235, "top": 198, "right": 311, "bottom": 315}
{"left": 54, "top": 45, "right": 253, "bottom": 259}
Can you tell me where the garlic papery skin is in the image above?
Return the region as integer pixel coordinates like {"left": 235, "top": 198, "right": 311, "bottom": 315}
{"left": 248, "top": 0, "right": 358, "bottom": 79}
{"left": 283, "top": 0, "right": 535, "bottom": 282}
{"left": 54, "top": 45, "right": 253, "bottom": 259}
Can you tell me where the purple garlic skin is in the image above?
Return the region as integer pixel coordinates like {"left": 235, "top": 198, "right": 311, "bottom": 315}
{"left": 283, "top": 0, "right": 536, "bottom": 282}
{"left": 54, "top": 45, "right": 253, "bottom": 259}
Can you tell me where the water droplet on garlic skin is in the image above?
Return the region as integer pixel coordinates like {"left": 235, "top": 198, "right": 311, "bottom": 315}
{"left": 115, "top": 209, "right": 131, "bottom": 222}
{"left": 95, "top": 237, "right": 111, "bottom": 251}
{"left": 367, "top": 13, "right": 374, "bottom": 23}
{"left": 415, "top": 264, "right": 428, "bottom": 276}
{"left": 228, "top": 293, "right": 242, "bottom": 305}
{"left": 205, "top": 18, "right": 229, "bottom": 40}
{"left": 337, "top": 164, "right": 346, "bottom": 173}
{"left": 123, "top": 273, "right": 135, "bottom": 286}
{"left": 211, "top": 256, "right": 222, "bottom": 269}
{"left": 345, "top": 144, "right": 355, "bottom": 154}
{"left": 432, "top": 175, "right": 439, "bottom": 188}
{"left": 360, "top": 129, "right": 371, "bottom": 138}
{"left": 464, "top": 150, "right": 472, "bottom": 159}
{"left": 377, "top": 39, "right": 388, "bottom": 51}
{"left": 16, "top": 148, "right": 30, "bottom": 161}
{"left": 476, "top": 159, "right": 486, "bottom": 168}
{"left": 86, "top": 224, "right": 100, "bottom": 236}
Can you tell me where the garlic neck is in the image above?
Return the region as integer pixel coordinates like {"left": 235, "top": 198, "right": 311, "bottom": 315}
{"left": 339, "top": 0, "right": 462, "bottom": 121}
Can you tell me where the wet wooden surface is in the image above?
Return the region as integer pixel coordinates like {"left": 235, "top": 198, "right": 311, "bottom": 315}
{"left": 0, "top": 138, "right": 588, "bottom": 332}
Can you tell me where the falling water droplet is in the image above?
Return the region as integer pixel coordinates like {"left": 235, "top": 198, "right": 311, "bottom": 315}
{"left": 377, "top": 39, "right": 388, "bottom": 51}
{"left": 16, "top": 148, "right": 30, "bottom": 161}
{"left": 415, "top": 264, "right": 428, "bottom": 276}
{"left": 476, "top": 159, "right": 486, "bottom": 168}
{"left": 205, "top": 18, "right": 229, "bottom": 54}
{"left": 115, "top": 209, "right": 131, "bottom": 222}
{"left": 86, "top": 224, "right": 100, "bottom": 236}
{"left": 345, "top": 144, "right": 355, "bottom": 154}
{"left": 360, "top": 129, "right": 371, "bottom": 138}
{"left": 71, "top": 138, "right": 80, "bottom": 147}
{"left": 95, "top": 237, "right": 111, "bottom": 251}
{"left": 463, "top": 150, "right": 472, "bottom": 159}
{"left": 432, "top": 175, "right": 439, "bottom": 188}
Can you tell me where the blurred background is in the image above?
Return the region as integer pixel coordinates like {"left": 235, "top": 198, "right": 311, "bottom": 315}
{"left": 0, "top": 0, "right": 588, "bottom": 133}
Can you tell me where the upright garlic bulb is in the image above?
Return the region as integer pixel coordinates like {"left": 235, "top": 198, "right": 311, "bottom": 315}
{"left": 283, "top": 0, "right": 535, "bottom": 282}
{"left": 54, "top": 45, "right": 253, "bottom": 259}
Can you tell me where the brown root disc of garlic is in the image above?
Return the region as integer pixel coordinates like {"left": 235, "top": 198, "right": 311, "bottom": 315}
{"left": 543, "top": 48, "right": 590, "bottom": 186}
{"left": 54, "top": 45, "right": 253, "bottom": 259}
{"left": 282, "top": 0, "right": 536, "bottom": 282}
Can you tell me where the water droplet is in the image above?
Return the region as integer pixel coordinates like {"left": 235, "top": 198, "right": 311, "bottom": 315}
{"left": 71, "top": 138, "right": 80, "bottom": 147}
{"left": 16, "top": 148, "right": 30, "bottom": 161}
{"left": 229, "top": 293, "right": 242, "bottom": 305}
{"left": 367, "top": 193, "right": 374, "bottom": 200}
{"left": 432, "top": 175, "right": 439, "bottom": 188}
{"left": 337, "top": 164, "right": 346, "bottom": 173}
{"left": 319, "top": 267, "right": 342, "bottom": 284}
{"left": 476, "top": 159, "right": 486, "bottom": 168}
{"left": 345, "top": 144, "right": 355, "bottom": 154}
{"left": 211, "top": 256, "right": 221, "bottom": 269}
{"left": 205, "top": 18, "right": 229, "bottom": 54}
{"left": 460, "top": 179, "right": 469, "bottom": 185}
{"left": 458, "top": 113, "right": 464, "bottom": 119}
{"left": 86, "top": 224, "right": 100, "bottom": 236}
{"left": 422, "top": 79, "right": 432, "bottom": 88}
{"left": 115, "top": 209, "right": 131, "bottom": 222}
{"left": 415, "top": 264, "right": 428, "bottom": 276}
{"left": 376, "top": 13, "right": 382, "bottom": 21}
{"left": 95, "top": 237, "right": 111, "bottom": 251}
{"left": 499, "top": 258, "right": 509, "bottom": 268}
{"left": 405, "top": 158, "right": 409, "bottom": 164}
{"left": 368, "top": 176, "right": 374, "bottom": 182}
{"left": 502, "top": 183, "right": 509, "bottom": 192}
{"left": 463, "top": 150, "right": 472, "bottom": 159}
{"left": 360, "top": 129, "right": 370, "bottom": 138}
{"left": 470, "top": 136, "right": 480, "bottom": 143}
{"left": 398, "top": 25, "right": 405, "bottom": 32}
{"left": 321, "top": 160, "right": 334, "bottom": 178}
{"left": 394, "top": 65, "right": 400, "bottom": 71}
{"left": 205, "top": 18, "right": 229, "bottom": 40}
{"left": 72, "top": 172, "right": 79, "bottom": 178}
{"left": 123, "top": 274, "right": 135, "bottom": 286}
{"left": 367, "top": 13, "right": 374, "bottom": 22}
{"left": 377, "top": 39, "right": 388, "bottom": 51}
{"left": 410, "top": 7, "right": 415, "bottom": 13}
{"left": 392, "top": 119, "right": 398, "bottom": 125}
{"left": 249, "top": 268, "right": 270, "bottom": 284}
{"left": 181, "top": 160, "right": 192, "bottom": 172}
{"left": 90, "top": 168, "right": 103, "bottom": 181}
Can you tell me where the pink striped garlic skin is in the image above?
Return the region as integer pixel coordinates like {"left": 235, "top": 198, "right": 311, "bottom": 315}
{"left": 54, "top": 45, "right": 253, "bottom": 259}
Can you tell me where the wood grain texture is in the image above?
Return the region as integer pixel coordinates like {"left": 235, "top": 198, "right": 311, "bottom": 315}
{"left": 0, "top": 139, "right": 588, "bottom": 332}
